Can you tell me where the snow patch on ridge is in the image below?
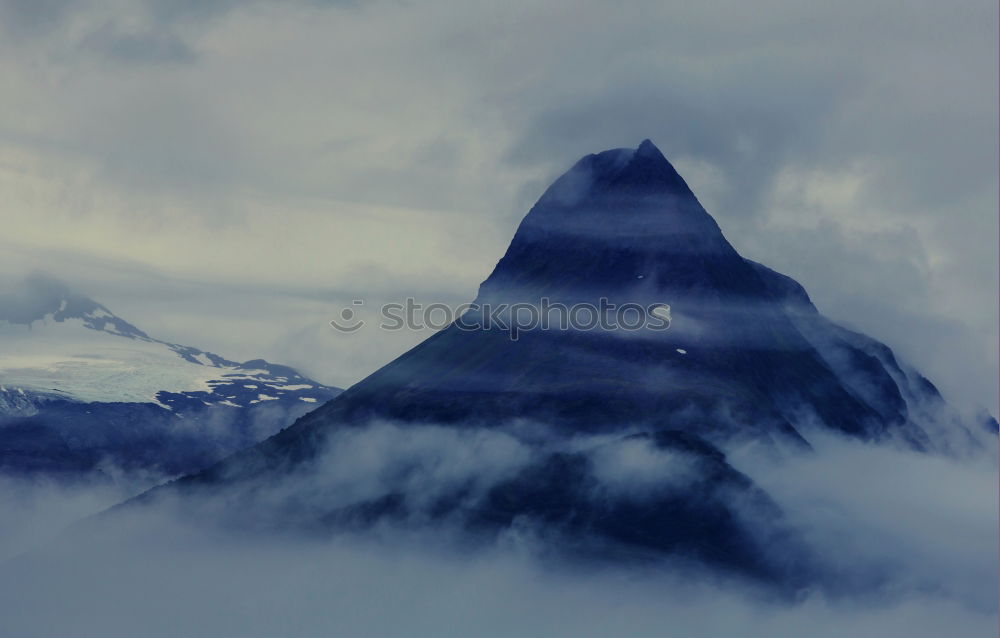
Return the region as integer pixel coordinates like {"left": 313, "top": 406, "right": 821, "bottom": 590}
{"left": 0, "top": 318, "right": 335, "bottom": 406}
{"left": 0, "top": 319, "right": 223, "bottom": 404}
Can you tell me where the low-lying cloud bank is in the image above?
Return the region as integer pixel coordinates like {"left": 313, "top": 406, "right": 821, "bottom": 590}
{"left": 0, "top": 474, "right": 150, "bottom": 563}
{"left": 731, "top": 430, "right": 999, "bottom": 611}
{"left": 0, "top": 424, "right": 995, "bottom": 637}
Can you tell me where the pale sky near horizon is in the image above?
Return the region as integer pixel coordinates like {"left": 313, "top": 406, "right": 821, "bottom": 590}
{"left": 0, "top": 0, "right": 996, "bottom": 412}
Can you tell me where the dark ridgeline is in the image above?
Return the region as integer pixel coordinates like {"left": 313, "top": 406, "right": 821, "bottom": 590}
{"left": 156, "top": 140, "right": 992, "bottom": 585}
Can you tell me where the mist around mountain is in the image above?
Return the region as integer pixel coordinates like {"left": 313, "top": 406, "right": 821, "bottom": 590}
{"left": 135, "top": 142, "right": 995, "bottom": 581}
{"left": 0, "top": 141, "right": 995, "bottom": 637}
{"left": 79, "top": 141, "right": 996, "bottom": 602}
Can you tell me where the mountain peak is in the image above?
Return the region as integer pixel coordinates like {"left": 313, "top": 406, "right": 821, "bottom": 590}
{"left": 0, "top": 273, "right": 149, "bottom": 339}
{"left": 476, "top": 139, "right": 733, "bottom": 305}
{"left": 618, "top": 138, "right": 693, "bottom": 196}
{"left": 0, "top": 273, "right": 93, "bottom": 325}
{"left": 531, "top": 139, "right": 696, "bottom": 215}
{"left": 635, "top": 137, "right": 663, "bottom": 159}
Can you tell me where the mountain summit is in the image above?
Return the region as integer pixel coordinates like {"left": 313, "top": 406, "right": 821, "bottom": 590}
{"left": 149, "top": 140, "right": 992, "bottom": 582}
{"left": 0, "top": 272, "right": 149, "bottom": 339}
{"left": 478, "top": 139, "right": 730, "bottom": 306}
{"left": 533, "top": 138, "right": 697, "bottom": 205}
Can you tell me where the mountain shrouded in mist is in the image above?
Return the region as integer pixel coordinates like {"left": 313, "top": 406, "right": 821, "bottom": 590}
{"left": 137, "top": 140, "right": 995, "bottom": 585}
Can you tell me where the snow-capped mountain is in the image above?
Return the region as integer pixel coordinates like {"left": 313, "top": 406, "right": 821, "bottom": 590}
{"left": 0, "top": 274, "right": 341, "bottom": 477}
{"left": 136, "top": 140, "right": 994, "bottom": 585}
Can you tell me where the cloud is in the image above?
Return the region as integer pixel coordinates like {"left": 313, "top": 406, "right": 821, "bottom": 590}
{"left": 0, "top": 0, "right": 994, "bottom": 411}
{"left": 588, "top": 436, "right": 699, "bottom": 497}
{"left": 0, "top": 526, "right": 996, "bottom": 638}
{"left": 0, "top": 474, "right": 146, "bottom": 562}
{"left": 78, "top": 22, "right": 197, "bottom": 64}
{"left": 0, "top": 420, "right": 995, "bottom": 637}
{"left": 731, "top": 430, "right": 999, "bottom": 608}
{"left": 0, "top": 5, "right": 994, "bottom": 632}
{"left": 0, "top": 0, "right": 84, "bottom": 35}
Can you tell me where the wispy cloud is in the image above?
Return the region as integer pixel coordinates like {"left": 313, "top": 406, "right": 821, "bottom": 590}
{"left": 0, "top": 420, "right": 994, "bottom": 636}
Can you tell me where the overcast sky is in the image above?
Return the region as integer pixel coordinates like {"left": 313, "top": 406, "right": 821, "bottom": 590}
{"left": 0, "top": 0, "right": 996, "bottom": 411}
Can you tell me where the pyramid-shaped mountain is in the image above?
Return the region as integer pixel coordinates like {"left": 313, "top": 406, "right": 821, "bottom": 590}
{"left": 153, "top": 140, "right": 992, "bottom": 582}
{"left": 238, "top": 140, "right": 974, "bottom": 453}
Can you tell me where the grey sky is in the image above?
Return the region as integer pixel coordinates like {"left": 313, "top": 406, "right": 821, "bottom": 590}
{"left": 0, "top": 0, "right": 996, "bottom": 411}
